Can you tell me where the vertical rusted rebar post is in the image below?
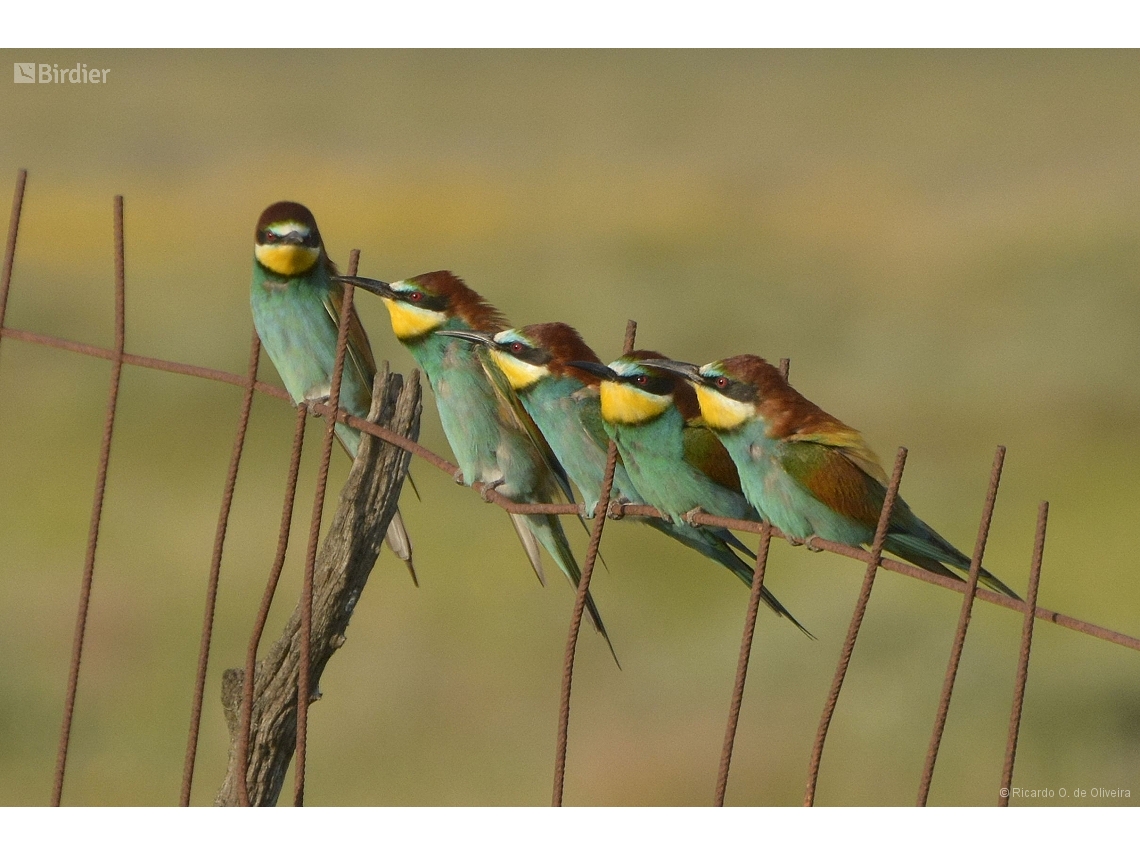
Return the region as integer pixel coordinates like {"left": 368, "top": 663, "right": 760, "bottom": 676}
{"left": 998, "top": 501, "right": 1048, "bottom": 807}
{"left": 180, "top": 329, "right": 262, "bottom": 806}
{"left": 0, "top": 169, "right": 28, "bottom": 359}
{"left": 715, "top": 522, "right": 774, "bottom": 806}
{"left": 237, "top": 404, "right": 308, "bottom": 807}
{"left": 804, "top": 446, "right": 909, "bottom": 807}
{"left": 552, "top": 319, "right": 636, "bottom": 808}
{"left": 917, "top": 445, "right": 1006, "bottom": 806}
{"left": 52, "top": 196, "right": 127, "bottom": 806}
{"left": 713, "top": 357, "right": 788, "bottom": 807}
{"left": 293, "top": 249, "right": 360, "bottom": 806}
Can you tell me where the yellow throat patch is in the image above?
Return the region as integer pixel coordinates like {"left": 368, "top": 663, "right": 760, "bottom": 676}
{"left": 694, "top": 385, "right": 754, "bottom": 431}
{"left": 489, "top": 349, "right": 548, "bottom": 391}
{"left": 383, "top": 297, "right": 446, "bottom": 341}
{"left": 600, "top": 380, "right": 670, "bottom": 425}
{"left": 255, "top": 244, "right": 320, "bottom": 277}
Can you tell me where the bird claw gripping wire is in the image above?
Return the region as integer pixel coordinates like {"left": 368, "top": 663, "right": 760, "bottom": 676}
{"left": 683, "top": 506, "right": 706, "bottom": 527}
{"left": 785, "top": 534, "right": 823, "bottom": 552}
{"left": 480, "top": 478, "right": 505, "bottom": 502}
{"left": 303, "top": 393, "right": 331, "bottom": 417}
{"left": 607, "top": 499, "right": 630, "bottom": 520}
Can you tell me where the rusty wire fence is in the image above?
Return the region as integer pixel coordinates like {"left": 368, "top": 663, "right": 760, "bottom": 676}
{"left": 2, "top": 169, "right": 1138, "bottom": 807}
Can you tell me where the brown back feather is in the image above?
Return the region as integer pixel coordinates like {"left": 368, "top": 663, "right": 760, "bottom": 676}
{"left": 522, "top": 322, "right": 604, "bottom": 386}
{"left": 803, "top": 451, "right": 883, "bottom": 528}
{"left": 722, "top": 354, "right": 886, "bottom": 483}
{"left": 411, "top": 270, "right": 510, "bottom": 333}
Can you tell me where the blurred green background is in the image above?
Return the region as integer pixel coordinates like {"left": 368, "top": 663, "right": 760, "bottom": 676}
{"left": 0, "top": 50, "right": 1137, "bottom": 807}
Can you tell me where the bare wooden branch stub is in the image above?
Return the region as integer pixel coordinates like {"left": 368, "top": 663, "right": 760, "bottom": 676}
{"left": 214, "top": 366, "right": 421, "bottom": 806}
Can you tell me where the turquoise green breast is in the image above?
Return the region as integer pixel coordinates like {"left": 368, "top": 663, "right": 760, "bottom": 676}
{"left": 250, "top": 261, "right": 372, "bottom": 456}
{"left": 608, "top": 407, "right": 750, "bottom": 521}
{"left": 521, "top": 376, "right": 642, "bottom": 509}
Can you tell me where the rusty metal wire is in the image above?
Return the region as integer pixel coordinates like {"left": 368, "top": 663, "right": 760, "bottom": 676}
{"left": 999, "top": 501, "right": 1048, "bottom": 806}
{"left": 50, "top": 195, "right": 127, "bottom": 806}
{"left": 294, "top": 250, "right": 360, "bottom": 806}
{"left": 715, "top": 521, "right": 775, "bottom": 806}
{"left": 552, "top": 319, "right": 637, "bottom": 808}
{"left": 238, "top": 404, "right": 308, "bottom": 806}
{"left": 179, "top": 330, "right": 262, "bottom": 806}
{"left": 714, "top": 356, "right": 789, "bottom": 806}
{"left": 917, "top": 445, "right": 1006, "bottom": 805}
{"left": 0, "top": 169, "right": 27, "bottom": 363}
{"left": 804, "top": 447, "right": 909, "bottom": 806}
{"left": 4, "top": 173, "right": 1139, "bottom": 807}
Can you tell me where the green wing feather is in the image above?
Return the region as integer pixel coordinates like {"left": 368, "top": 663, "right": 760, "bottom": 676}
{"left": 682, "top": 422, "right": 744, "bottom": 494}
{"left": 477, "top": 348, "right": 577, "bottom": 505}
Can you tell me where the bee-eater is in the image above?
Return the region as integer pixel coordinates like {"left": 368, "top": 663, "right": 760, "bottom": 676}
{"left": 248, "top": 201, "right": 416, "bottom": 583}
{"left": 645, "top": 355, "right": 1021, "bottom": 600}
{"left": 561, "top": 350, "right": 809, "bottom": 634}
{"left": 334, "top": 271, "right": 616, "bottom": 659}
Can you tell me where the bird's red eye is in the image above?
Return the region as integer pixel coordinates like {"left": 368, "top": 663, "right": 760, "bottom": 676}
{"left": 636, "top": 375, "right": 647, "bottom": 385}
{"left": 510, "top": 342, "right": 523, "bottom": 353}
{"left": 264, "top": 232, "right": 276, "bottom": 243}
{"left": 409, "top": 292, "right": 422, "bottom": 302}
{"left": 715, "top": 377, "right": 728, "bottom": 388}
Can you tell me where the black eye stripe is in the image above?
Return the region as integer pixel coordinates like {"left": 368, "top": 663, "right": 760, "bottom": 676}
{"left": 396, "top": 291, "right": 448, "bottom": 312}
{"left": 500, "top": 342, "right": 551, "bottom": 366}
{"left": 707, "top": 376, "right": 753, "bottom": 402}
{"left": 625, "top": 373, "right": 672, "bottom": 396}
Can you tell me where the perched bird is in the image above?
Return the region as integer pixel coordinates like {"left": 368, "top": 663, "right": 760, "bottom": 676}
{"left": 249, "top": 201, "right": 416, "bottom": 583}
{"left": 334, "top": 271, "right": 616, "bottom": 659}
{"left": 645, "top": 355, "right": 1021, "bottom": 600}
{"left": 561, "top": 350, "right": 808, "bottom": 634}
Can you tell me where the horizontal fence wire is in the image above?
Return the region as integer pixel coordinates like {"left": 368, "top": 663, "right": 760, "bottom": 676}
{"left": 5, "top": 323, "right": 1129, "bottom": 653}
{"left": 2, "top": 172, "right": 1138, "bottom": 807}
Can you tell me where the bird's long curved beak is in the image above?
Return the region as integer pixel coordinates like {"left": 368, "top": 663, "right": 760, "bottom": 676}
{"left": 567, "top": 360, "right": 618, "bottom": 381}
{"left": 278, "top": 231, "right": 307, "bottom": 245}
{"left": 435, "top": 329, "right": 497, "bottom": 347}
{"left": 333, "top": 274, "right": 393, "bottom": 297}
{"left": 638, "top": 358, "right": 704, "bottom": 385}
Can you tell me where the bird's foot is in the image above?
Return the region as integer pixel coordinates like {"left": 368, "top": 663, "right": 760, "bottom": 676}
{"left": 578, "top": 501, "right": 597, "bottom": 520}
{"left": 607, "top": 498, "right": 631, "bottom": 520}
{"left": 683, "top": 506, "right": 706, "bottom": 527}
{"left": 303, "top": 394, "right": 331, "bottom": 417}
{"left": 803, "top": 535, "right": 824, "bottom": 553}
{"left": 479, "top": 478, "right": 505, "bottom": 502}
{"left": 453, "top": 470, "right": 467, "bottom": 486}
